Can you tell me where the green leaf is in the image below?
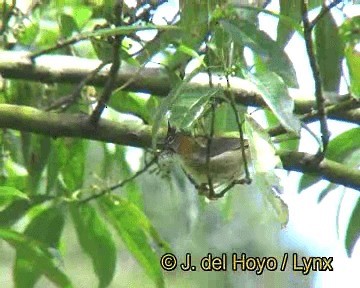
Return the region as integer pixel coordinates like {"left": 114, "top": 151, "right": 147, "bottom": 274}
{"left": 169, "top": 87, "right": 221, "bottom": 130}
{"left": 115, "top": 146, "right": 143, "bottom": 209}
{"left": 274, "top": 0, "right": 322, "bottom": 48}
{"left": 146, "top": 96, "right": 159, "bottom": 125}
{"left": 59, "top": 13, "right": 79, "bottom": 38}
{"left": 91, "top": 37, "right": 114, "bottom": 62}
{"left": 298, "top": 174, "right": 321, "bottom": 193}
{"left": 345, "top": 198, "right": 360, "bottom": 257}
{"left": 315, "top": 11, "right": 343, "bottom": 92}
{"left": 245, "top": 71, "right": 301, "bottom": 135}
{"left": 264, "top": 109, "right": 300, "bottom": 151}
{"left": 177, "top": 44, "right": 202, "bottom": 59}
{"left": 344, "top": 45, "right": 360, "bottom": 98}
{"left": 61, "top": 139, "right": 87, "bottom": 191}
{"left": 245, "top": 116, "right": 287, "bottom": 227}
{"left": 214, "top": 102, "right": 246, "bottom": 135}
{"left": 46, "top": 139, "right": 67, "bottom": 194}
{"left": 0, "top": 195, "right": 50, "bottom": 227}
{"left": 108, "top": 91, "right": 151, "bottom": 123}
{"left": 151, "top": 67, "right": 202, "bottom": 150}
{"left": 277, "top": 0, "right": 302, "bottom": 48}
{"left": 340, "top": 15, "right": 360, "bottom": 45}
{"left": 165, "top": 0, "right": 209, "bottom": 71}
{"left": 14, "top": 20, "right": 39, "bottom": 45}
{"left": 326, "top": 128, "right": 360, "bottom": 163}
{"left": 137, "top": 0, "right": 208, "bottom": 68}
{"left": 0, "top": 228, "right": 72, "bottom": 288}
{"left": 0, "top": 186, "right": 29, "bottom": 206}
{"left": 314, "top": 128, "right": 360, "bottom": 201}
{"left": 234, "top": 5, "right": 303, "bottom": 37}
{"left": 301, "top": 128, "right": 360, "bottom": 197}
{"left": 62, "top": 6, "right": 92, "bottom": 29}
{"left": 340, "top": 16, "right": 360, "bottom": 98}
{"left": 257, "top": 173, "right": 289, "bottom": 228}
{"left": 21, "top": 134, "right": 51, "bottom": 193}
{"left": 100, "top": 196, "right": 169, "bottom": 288}
{"left": 15, "top": 207, "right": 65, "bottom": 288}
{"left": 70, "top": 204, "right": 117, "bottom": 288}
{"left": 35, "top": 24, "right": 60, "bottom": 49}
{"left": 245, "top": 115, "right": 282, "bottom": 173}
{"left": 1, "top": 158, "right": 27, "bottom": 191}
{"left": 220, "top": 19, "right": 298, "bottom": 87}
{"left": 309, "top": 0, "right": 323, "bottom": 9}
{"left": 317, "top": 183, "right": 337, "bottom": 203}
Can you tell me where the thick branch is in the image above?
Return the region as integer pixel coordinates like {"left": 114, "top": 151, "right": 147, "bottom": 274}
{"left": 0, "top": 52, "right": 358, "bottom": 124}
{"left": 0, "top": 104, "right": 157, "bottom": 148}
{"left": 278, "top": 150, "right": 360, "bottom": 191}
{"left": 0, "top": 104, "right": 359, "bottom": 191}
{"left": 0, "top": 51, "right": 172, "bottom": 96}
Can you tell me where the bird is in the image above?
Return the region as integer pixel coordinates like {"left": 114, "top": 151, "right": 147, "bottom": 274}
{"left": 165, "top": 125, "right": 251, "bottom": 198}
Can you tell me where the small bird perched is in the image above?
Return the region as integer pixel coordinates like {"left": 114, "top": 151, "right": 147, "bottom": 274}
{"left": 165, "top": 126, "right": 251, "bottom": 198}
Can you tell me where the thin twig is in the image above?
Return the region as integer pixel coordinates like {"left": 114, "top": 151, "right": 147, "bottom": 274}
{"left": 130, "top": 11, "right": 180, "bottom": 58}
{"left": 267, "top": 97, "right": 360, "bottom": 137}
{"left": 79, "top": 156, "right": 158, "bottom": 204}
{"left": 226, "top": 77, "right": 251, "bottom": 183}
{"left": 29, "top": 25, "right": 178, "bottom": 61}
{"left": 211, "top": 182, "right": 236, "bottom": 198}
{"left": 204, "top": 28, "right": 216, "bottom": 198}
{"left": 45, "top": 61, "right": 108, "bottom": 111}
{"left": 302, "top": 0, "right": 330, "bottom": 153}
{"left": 310, "top": 0, "right": 343, "bottom": 30}
{"left": 90, "top": 1, "right": 124, "bottom": 124}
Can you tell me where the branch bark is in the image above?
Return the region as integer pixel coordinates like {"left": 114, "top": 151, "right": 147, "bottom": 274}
{"left": 0, "top": 104, "right": 156, "bottom": 148}
{"left": 0, "top": 51, "right": 358, "bottom": 124}
{"left": 0, "top": 104, "right": 359, "bottom": 191}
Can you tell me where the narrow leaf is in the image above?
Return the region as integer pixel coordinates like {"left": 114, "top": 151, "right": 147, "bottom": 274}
{"left": 298, "top": 174, "right": 321, "bottom": 193}
{"left": 15, "top": 207, "right": 65, "bottom": 288}
{"left": 345, "top": 198, "right": 360, "bottom": 257}
{"left": 61, "top": 139, "right": 87, "bottom": 191}
{"left": 0, "top": 228, "right": 72, "bottom": 288}
{"left": 46, "top": 139, "right": 67, "bottom": 194}
{"left": 326, "top": 128, "right": 360, "bottom": 163}
{"left": 170, "top": 87, "right": 221, "bottom": 130}
{"left": 100, "top": 197, "right": 168, "bottom": 288}
{"left": 152, "top": 67, "right": 203, "bottom": 150}
{"left": 245, "top": 116, "right": 288, "bottom": 227}
{"left": 220, "top": 19, "right": 298, "bottom": 87}
{"left": 245, "top": 71, "right": 301, "bottom": 134}
{"left": 0, "top": 195, "right": 50, "bottom": 227}
{"left": 70, "top": 204, "right": 117, "bottom": 288}
{"left": 108, "top": 91, "right": 151, "bottom": 123}
{"left": 315, "top": 11, "right": 343, "bottom": 92}
{"left": 0, "top": 186, "right": 29, "bottom": 206}
{"left": 277, "top": 0, "right": 302, "bottom": 48}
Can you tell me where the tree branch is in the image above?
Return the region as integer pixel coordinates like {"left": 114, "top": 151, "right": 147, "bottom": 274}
{"left": 302, "top": 0, "right": 330, "bottom": 151}
{"left": 0, "top": 104, "right": 359, "bottom": 191}
{"left": 0, "top": 52, "right": 358, "bottom": 124}
{"left": 90, "top": 0, "right": 123, "bottom": 124}
{"left": 0, "top": 104, "right": 157, "bottom": 148}
{"left": 268, "top": 98, "right": 360, "bottom": 137}
{"left": 278, "top": 150, "right": 360, "bottom": 191}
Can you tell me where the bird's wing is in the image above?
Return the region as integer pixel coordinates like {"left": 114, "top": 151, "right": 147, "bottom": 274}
{"left": 197, "top": 137, "right": 247, "bottom": 158}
